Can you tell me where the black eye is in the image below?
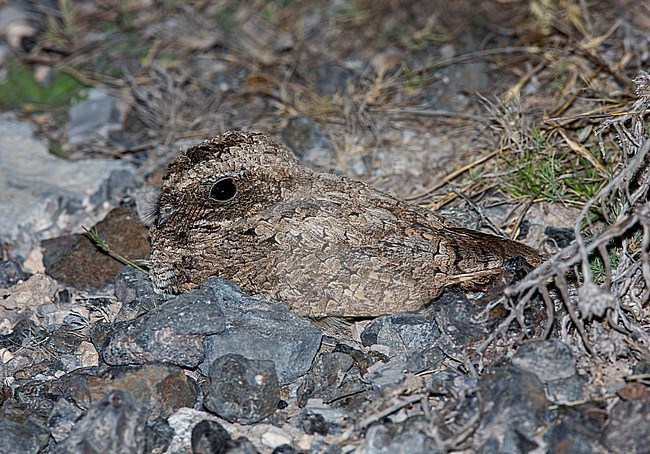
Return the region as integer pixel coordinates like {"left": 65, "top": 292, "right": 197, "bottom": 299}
{"left": 210, "top": 177, "right": 237, "bottom": 201}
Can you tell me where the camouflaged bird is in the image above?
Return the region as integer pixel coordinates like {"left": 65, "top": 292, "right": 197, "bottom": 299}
{"left": 149, "top": 131, "right": 542, "bottom": 318}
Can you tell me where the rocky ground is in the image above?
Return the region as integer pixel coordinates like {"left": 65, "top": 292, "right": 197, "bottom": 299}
{"left": 1, "top": 1, "right": 650, "bottom": 453}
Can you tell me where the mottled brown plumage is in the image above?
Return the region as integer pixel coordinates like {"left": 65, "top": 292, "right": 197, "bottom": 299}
{"left": 149, "top": 131, "right": 541, "bottom": 318}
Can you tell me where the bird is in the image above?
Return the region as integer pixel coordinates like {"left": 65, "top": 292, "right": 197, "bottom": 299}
{"left": 149, "top": 130, "right": 542, "bottom": 318}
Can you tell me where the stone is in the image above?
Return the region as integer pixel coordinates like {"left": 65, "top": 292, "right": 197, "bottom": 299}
{"left": 0, "top": 418, "right": 50, "bottom": 454}
{"left": 360, "top": 313, "right": 440, "bottom": 355}
{"left": 52, "top": 389, "right": 148, "bottom": 453}
{"left": 114, "top": 265, "right": 158, "bottom": 322}
{"left": 145, "top": 416, "right": 175, "bottom": 454}
{"left": 42, "top": 206, "right": 150, "bottom": 291}
{"left": 297, "top": 351, "right": 369, "bottom": 407}
{"left": 100, "top": 279, "right": 227, "bottom": 367}
{"left": 512, "top": 340, "right": 576, "bottom": 382}
{"left": 47, "top": 397, "right": 84, "bottom": 443}
{"left": 362, "top": 415, "right": 446, "bottom": 454}
{"left": 199, "top": 278, "right": 322, "bottom": 385}
{"left": 544, "top": 407, "right": 607, "bottom": 454}
{"left": 477, "top": 366, "right": 548, "bottom": 449}
{"left": 191, "top": 419, "right": 232, "bottom": 454}
{"left": 83, "top": 364, "right": 198, "bottom": 418}
{"left": 604, "top": 397, "right": 650, "bottom": 453}
{"left": 67, "top": 88, "right": 122, "bottom": 145}
{"left": 364, "top": 352, "right": 426, "bottom": 391}
{"left": 0, "top": 254, "right": 27, "bottom": 290}
{"left": 299, "top": 403, "right": 350, "bottom": 436}
{"left": 0, "top": 113, "right": 135, "bottom": 260}
{"left": 204, "top": 354, "right": 280, "bottom": 425}
{"left": 0, "top": 273, "right": 57, "bottom": 320}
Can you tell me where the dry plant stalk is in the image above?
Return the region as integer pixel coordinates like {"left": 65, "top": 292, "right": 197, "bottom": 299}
{"left": 478, "top": 70, "right": 650, "bottom": 359}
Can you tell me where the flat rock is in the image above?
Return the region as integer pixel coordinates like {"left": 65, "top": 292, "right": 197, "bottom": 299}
{"left": 0, "top": 113, "right": 135, "bottom": 260}
{"left": 100, "top": 280, "right": 227, "bottom": 368}
{"left": 200, "top": 279, "right": 322, "bottom": 385}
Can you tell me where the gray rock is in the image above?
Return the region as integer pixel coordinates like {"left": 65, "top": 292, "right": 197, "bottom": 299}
{"left": 298, "top": 351, "right": 370, "bottom": 406}
{"left": 361, "top": 313, "right": 440, "bottom": 355}
{"left": 53, "top": 389, "right": 148, "bottom": 453}
{"left": 200, "top": 279, "right": 322, "bottom": 385}
{"left": 299, "top": 404, "right": 350, "bottom": 435}
{"left": 546, "top": 374, "right": 587, "bottom": 404}
{"left": 191, "top": 420, "right": 232, "bottom": 454}
{"left": 512, "top": 340, "right": 576, "bottom": 382}
{"left": 362, "top": 415, "right": 446, "bottom": 454}
{"left": 68, "top": 88, "right": 122, "bottom": 145}
{"left": 48, "top": 397, "right": 84, "bottom": 443}
{"left": 364, "top": 352, "right": 426, "bottom": 391}
{"left": 430, "top": 289, "right": 487, "bottom": 353}
{"left": 204, "top": 354, "right": 280, "bottom": 425}
{"left": 114, "top": 265, "right": 158, "bottom": 322}
{"left": 0, "top": 418, "right": 50, "bottom": 454}
{"left": 477, "top": 366, "right": 548, "bottom": 449}
{"left": 544, "top": 410, "right": 606, "bottom": 454}
{"left": 102, "top": 280, "right": 227, "bottom": 367}
{"left": 0, "top": 254, "right": 27, "bottom": 290}
{"left": 189, "top": 417, "right": 260, "bottom": 454}
{"left": 145, "top": 417, "right": 175, "bottom": 454}
{"left": 604, "top": 397, "right": 650, "bottom": 454}
{"left": 0, "top": 114, "right": 135, "bottom": 259}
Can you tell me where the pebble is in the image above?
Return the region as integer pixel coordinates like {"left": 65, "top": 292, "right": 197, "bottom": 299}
{"left": 204, "top": 353, "right": 280, "bottom": 425}
{"left": 361, "top": 313, "right": 440, "bottom": 355}
{"left": 113, "top": 265, "right": 158, "bottom": 321}
{"left": 191, "top": 419, "right": 232, "bottom": 454}
{"left": 260, "top": 425, "right": 293, "bottom": 450}
{"left": 476, "top": 366, "right": 548, "bottom": 450}
{"left": 512, "top": 340, "right": 577, "bottom": 382}
{"left": 604, "top": 397, "right": 650, "bottom": 453}
{"left": 362, "top": 415, "right": 445, "bottom": 454}
{"left": 52, "top": 390, "right": 148, "bottom": 453}
{"left": 67, "top": 88, "right": 122, "bottom": 145}
{"left": 298, "top": 351, "right": 370, "bottom": 406}
{"left": 0, "top": 273, "right": 57, "bottom": 321}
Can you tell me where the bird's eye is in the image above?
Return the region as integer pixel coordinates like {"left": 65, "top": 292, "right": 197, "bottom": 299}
{"left": 210, "top": 177, "right": 237, "bottom": 201}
